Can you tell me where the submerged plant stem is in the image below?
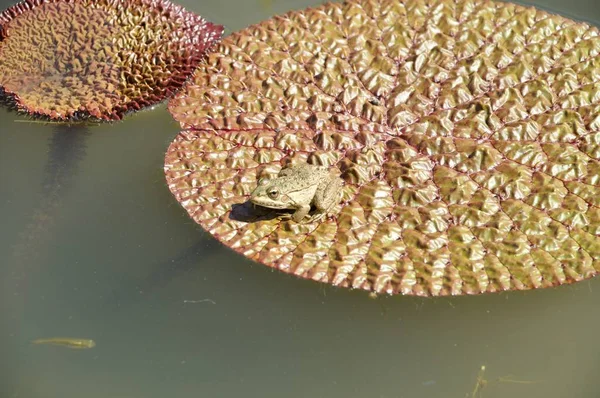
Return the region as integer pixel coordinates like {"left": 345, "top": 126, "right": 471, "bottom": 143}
{"left": 12, "top": 125, "right": 90, "bottom": 263}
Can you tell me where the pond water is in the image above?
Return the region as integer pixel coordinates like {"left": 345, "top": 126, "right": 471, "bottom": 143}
{"left": 1, "top": 0, "right": 599, "bottom": 397}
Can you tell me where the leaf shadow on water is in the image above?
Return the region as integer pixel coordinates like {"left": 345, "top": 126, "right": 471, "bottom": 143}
{"left": 11, "top": 124, "right": 91, "bottom": 265}
{"left": 103, "top": 237, "right": 224, "bottom": 310}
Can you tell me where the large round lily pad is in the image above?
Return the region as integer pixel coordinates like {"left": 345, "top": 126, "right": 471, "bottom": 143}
{"left": 0, "top": 0, "right": 223, "bottom": 120}
{"left": 165, "top": 0, "right": 600, "bottom": 296}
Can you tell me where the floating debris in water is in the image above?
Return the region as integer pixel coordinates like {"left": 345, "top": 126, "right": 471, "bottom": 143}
{"left": 469, "top": 365, "right": 541, "bottom": 398}
{"left": 183, "top": 298, "right": 217, "bottom": 304}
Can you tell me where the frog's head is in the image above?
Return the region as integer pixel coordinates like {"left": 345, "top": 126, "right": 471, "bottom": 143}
{"left": 250, "top": 178, "right": 295, "bottom": 210}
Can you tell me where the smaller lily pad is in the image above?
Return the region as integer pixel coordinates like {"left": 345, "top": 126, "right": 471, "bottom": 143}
{"left": 0, "top": 0, "right": 223, "bottom": 120}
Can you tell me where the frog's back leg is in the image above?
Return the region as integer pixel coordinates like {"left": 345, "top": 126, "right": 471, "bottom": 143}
{"left": 292, "top": 204, "right": 312, "bottom": 223}
{"left": 312, "top": 175, "right": 343, "bottom": 219}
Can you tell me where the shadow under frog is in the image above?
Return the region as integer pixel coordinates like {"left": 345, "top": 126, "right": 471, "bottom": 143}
{"left": 230, "top": 164, "right": 343, "bottom": 224}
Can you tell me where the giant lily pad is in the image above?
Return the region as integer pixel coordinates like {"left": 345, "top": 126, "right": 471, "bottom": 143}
{"left": 165, "top": 0, "right": 600, "bottom": 296}
{"left": 0, "top": 0, "right": 223, "bottom": 120}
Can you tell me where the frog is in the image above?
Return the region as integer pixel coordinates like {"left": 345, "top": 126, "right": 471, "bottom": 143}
{"left": 249, "top": 163, "right": 343, "bottom": 223}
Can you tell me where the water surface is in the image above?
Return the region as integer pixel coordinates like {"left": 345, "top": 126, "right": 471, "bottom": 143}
{"left": 1, "top": 1, "right": 599, "bottom": 397}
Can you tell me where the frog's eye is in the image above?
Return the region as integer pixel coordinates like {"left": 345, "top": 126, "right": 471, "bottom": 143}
{"left": 267, "top": 188, "right": 279, "bottom": 199}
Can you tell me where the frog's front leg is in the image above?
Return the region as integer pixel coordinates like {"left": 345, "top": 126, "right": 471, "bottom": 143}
{"left": 310, "top": 176, "right": 343, "bottom": 222}
{"left": 292, "top": 204, "right": 311, "bottom": 223}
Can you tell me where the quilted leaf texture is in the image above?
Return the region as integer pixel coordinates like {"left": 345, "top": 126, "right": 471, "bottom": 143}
{"left": 165, "top": 0, "right": 600, "bottom": 296}
{"left": 0, "top": 0, "right": 223, "bottom": 120}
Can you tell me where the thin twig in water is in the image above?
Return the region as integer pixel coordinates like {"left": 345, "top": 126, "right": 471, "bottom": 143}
{"left": 469, "top": 365, "right": 542, "bottom": 398}
{"left": 470, "top": 365, "right": 487, "bottom": 398}
{"left": 498, "top": 375, "right": 542, "bottom": 384}
{"left": 183, "top": 299, "right": 216, "bottom": 304}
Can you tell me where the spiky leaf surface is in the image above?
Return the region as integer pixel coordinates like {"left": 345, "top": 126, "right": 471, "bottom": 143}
{"left": 0, "top": 0, "right": 223, "bottom": 120}
{"left": 165, "top": 0, "right": 600, "bottom": 296}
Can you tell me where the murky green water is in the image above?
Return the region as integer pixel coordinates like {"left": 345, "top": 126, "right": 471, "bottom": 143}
{"left": 1, "top": 0, "right": 599, "bottom": 397}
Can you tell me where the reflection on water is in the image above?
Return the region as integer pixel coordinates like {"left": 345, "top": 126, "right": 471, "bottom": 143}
{"left": 104, "top": 237, "right": 219, "bottom": 309}
{"left": 1, "top": 0, "right": 599, "bottom": 398}
{"left": 11, "top": 125, "right": 90, "bottom": 264}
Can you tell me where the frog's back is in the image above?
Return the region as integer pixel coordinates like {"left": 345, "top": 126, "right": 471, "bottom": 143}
{"left": 283, "top": 163, "right": 329, "bottom": 176}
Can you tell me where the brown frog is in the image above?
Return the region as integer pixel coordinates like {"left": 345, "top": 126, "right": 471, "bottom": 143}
{"left": 250, "top": 164, "right": 343, "bottom": 223}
